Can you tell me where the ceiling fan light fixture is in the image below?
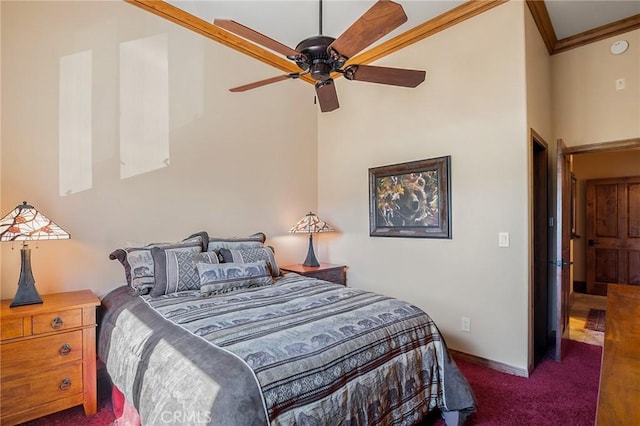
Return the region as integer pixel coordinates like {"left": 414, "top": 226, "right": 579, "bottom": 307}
{"left": 217, "top": 0, "right": 424, "bottom": 112}
{"left": 310, "top": 62, "right": 332, "bottom": 81}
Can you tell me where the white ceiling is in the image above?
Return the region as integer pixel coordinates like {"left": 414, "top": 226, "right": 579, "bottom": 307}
{"left": 545, "top": 0, "right": 640, "bottom": 40}
{"left": 166, "top": 0, "right": 640, "bottom": 50}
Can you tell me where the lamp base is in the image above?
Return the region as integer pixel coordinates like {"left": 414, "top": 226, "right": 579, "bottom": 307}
{"left": 10, "top": 244, "right": 43, "bottom": 308}
{"left": 302, "top": 233, "right": 320, "bottom": 267}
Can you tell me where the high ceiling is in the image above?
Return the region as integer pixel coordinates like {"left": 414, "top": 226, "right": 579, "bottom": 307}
{"left": 545, "top": 0, "right": 639, "bottom": 39}
{"left": 128, "top": 0, "right": 640, "bottom": 85}
{"left": 162, "top": 0, "right": 639, "bottom": 51}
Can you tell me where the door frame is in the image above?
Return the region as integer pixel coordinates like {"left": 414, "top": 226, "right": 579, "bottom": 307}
{"left": 551, "top": 137, "right": 640, "bottom": 361}
{"left": 555, "top": 139, "right": 571, "bottom": 361}
{"left": 564, "top": 138, "right": 640, "bottom": 155}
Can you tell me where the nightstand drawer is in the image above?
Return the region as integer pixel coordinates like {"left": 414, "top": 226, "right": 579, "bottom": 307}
{"left": 307, "top": 268, "right": 346, "bottom": 285}
{"left": 32, "top": 308, "right": 82, "bottom": 334}
{"left": 1, "top": 361, "right": 82, "bottom": 413}
{"left": 1, "top": 330, "right": 83, "bottom": 381}
{"left": 1, "top": 317, "right": 24, "bottom": 340}
{"left": 280, "top": 263, "right": 347, "bottom": 286}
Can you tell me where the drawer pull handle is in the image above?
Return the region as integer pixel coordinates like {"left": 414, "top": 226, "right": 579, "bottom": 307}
{"left": 59, "top": 344, "right": 72, "bottom": 355}
{"left": 51, "top": 317, "right": 64, "bottom": 330}
{"left": 59, "top": 378, "right": 72, "bottom": 391}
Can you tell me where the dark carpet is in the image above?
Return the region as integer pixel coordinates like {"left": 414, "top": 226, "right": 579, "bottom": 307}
{"left": 432, "top": 340, "right": 602, "bottom": 425}
{"left": 21, "top": 341, "right": 602, "bottom": 425}
{"left": 585, "top": 309, "right": 606, "bottom": 332}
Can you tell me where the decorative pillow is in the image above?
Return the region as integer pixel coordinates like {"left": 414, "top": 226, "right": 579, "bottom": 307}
{"left": 151, "top": 250, "right": 220, "bottom": 296}
{"left": 206, "top": 232, "right": 266, "bottom": 252}
{"left": 197, "top": 260, "right": 273, "bottom": 297}
{"left": 218, "top": 247, "right": 280, "bottom": 277}
{"left": 109, "top": 235, "right": 205, "bottom": 295}
{"left": 184, "top": 231, "right": 209, "bottom": 252}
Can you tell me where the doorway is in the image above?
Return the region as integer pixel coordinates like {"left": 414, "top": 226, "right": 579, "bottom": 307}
{"left": 569, "top": 144, "right": 640, "bottom": 296}
{"left": 543, "top": 139, "right": 640, "bottom": 364}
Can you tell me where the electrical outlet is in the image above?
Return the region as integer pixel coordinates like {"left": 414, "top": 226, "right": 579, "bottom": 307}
{"left": 461, "top": 316, "right": 471, "bottom": 332}
{"left": 616, "top": 78, "right": 626, "bottom": 91}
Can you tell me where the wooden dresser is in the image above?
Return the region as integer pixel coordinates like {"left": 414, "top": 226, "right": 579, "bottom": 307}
{"left": 596, "top": 284, "right": 640, "bottom": 425}
{"left": 280, "top": 263, "right": 347, "bottom": 285}
{"left": 0, "top": 290, "right": 100, "bottom": 425}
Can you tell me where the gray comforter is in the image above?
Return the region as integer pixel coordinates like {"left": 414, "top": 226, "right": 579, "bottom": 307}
{"left": 98, "top": 273, "right": 475, "bottom": 425}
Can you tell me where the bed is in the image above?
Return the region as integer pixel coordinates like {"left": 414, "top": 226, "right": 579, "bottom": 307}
{"left": 98, "top": 232, "right": 476, "bottom": 425}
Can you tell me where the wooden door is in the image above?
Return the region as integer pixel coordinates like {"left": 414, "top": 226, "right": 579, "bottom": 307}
{"left": 586, "top": 176, "right": 640, "bottom": 295}
{"left": 555, "top": 139, "right": 571, "bottom": 361}
{"left": 532, "top": 135, "right": 548, "bottom": 366}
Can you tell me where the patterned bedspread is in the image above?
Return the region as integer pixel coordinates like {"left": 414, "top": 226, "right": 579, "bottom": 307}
{"left": 98, "top": 273, "right": 475, "bottom": 425}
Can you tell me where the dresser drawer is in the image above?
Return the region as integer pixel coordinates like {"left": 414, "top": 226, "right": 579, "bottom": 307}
{"left": 1, "top": 317, "right": 24, "bottom": 340}
{"left": 32, "top": 308, "right": 82, "bottom": 334}
{"left": 1, "top": 330, "right": 83, "bottom": 381}
{"left": 1, "top": 361, "right": 82, "bottom": 414}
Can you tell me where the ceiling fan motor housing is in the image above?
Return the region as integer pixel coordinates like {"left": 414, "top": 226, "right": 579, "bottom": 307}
{"left": 294, "top": 35, "right": 344, "bottom": 81}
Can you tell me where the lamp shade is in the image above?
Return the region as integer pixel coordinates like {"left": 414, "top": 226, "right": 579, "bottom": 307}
{"left": 289, "top": 212, "right": 334, "bottom": 267}
{"left": 0, "top": 201, "right": 70, "bottom": 242}
{"left": 0, "top": 202, "right": 70, "bottom": 307}
{"left": 289, "top": 212, "right": 335, "bottom": 234}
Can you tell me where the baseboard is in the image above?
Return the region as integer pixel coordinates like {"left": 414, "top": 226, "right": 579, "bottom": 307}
{"left": 449, "top": 349, "right": 530, "bottom": 378}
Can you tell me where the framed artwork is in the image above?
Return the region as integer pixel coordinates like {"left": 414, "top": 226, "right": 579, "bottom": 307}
{"left": 369, "top": 156, "right": 452, "bottom": 238}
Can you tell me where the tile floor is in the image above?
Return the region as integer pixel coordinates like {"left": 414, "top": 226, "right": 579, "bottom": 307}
{"left": 569, "top": 292, "right": 607, "bottom": 347}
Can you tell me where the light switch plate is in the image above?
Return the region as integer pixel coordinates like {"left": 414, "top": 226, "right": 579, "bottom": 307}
{"left": 498, "top": 232, "right": 510, "bottom": 247}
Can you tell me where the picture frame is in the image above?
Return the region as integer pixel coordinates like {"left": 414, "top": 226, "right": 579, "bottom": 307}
{"left": 369, "top": 156, "right": 452, "bottom": 238}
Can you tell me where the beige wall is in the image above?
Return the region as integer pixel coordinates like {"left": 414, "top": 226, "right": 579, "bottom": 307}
{"left": 0, "top": 1, "right": 3, "bottom": 271}
{"left": 524, "top": 5, "right": 554, "bottom": 351}
{"left": 525, "top": 8, "right": 552, "bottom": 144}
{"left": 571, "top": 149, "right": 640, "bottom": 282}
{"left": 1, "top": 1, "right": 318, "bottom": 298}
{"left": 318, "top": 2, "right": 531, "bottom": 369}
{"left": 552, "top": 29, "right": 640, "bottom": 147}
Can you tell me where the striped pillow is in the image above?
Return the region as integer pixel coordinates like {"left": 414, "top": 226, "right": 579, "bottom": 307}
{"left": 151, "top": 250, "right": 220, "bottom": 296}
{"left": 219, "top": 247, "right": 280, "bottom": 277}
{"left": 197, "top": 261, "right": 273, "bottom": 297}
{"left": 206, "top": 232, "right": 266, "bottom": 252}
{"left": 109, "top": 235, "right": 205, "bottom": 295}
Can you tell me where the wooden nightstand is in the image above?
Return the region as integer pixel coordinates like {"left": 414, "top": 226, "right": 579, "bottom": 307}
{"left": 0, "top": 290, "right": 100, "bottom": 425}
{"left": 280, "top": 263, "right": 347, "bottom": 285}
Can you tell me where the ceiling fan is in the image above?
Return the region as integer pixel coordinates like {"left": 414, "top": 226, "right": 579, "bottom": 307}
{"left": 214, "top": 0, "right": 426, "bottom": 113}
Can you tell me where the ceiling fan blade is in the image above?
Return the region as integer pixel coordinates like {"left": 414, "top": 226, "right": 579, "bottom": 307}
{"left": 329, "top": 1, "right": 407, "bottom": 60}
{"left": 214, "top": 19, "right": 299, "bottom": 58}
{"left": 315, "top": 80, "right": 340, "bottom": 112}
{"left": 229, "top": 74, "right": 296, "bottom": 92}
{"left": 343, "top": 65, "right": 426, "bottom": 88}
